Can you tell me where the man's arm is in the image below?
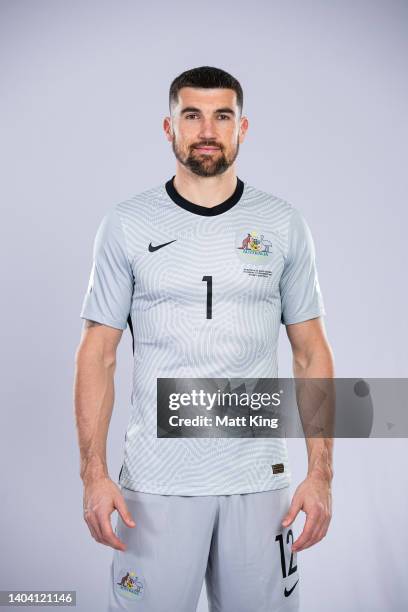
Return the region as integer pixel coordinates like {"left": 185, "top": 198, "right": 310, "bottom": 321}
{"left": 74, "top": 319, "right": 135, "bottom": 551}
{"left": 281, "top": 316, "right": 335, "bottom": 552}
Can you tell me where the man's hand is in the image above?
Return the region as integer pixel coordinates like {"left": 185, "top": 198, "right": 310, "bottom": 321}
{"left": 83, "top": 476, "right": 136, "bottom": 550}
{"left": 281, "top": 475, "right": 332, "bottom": 552}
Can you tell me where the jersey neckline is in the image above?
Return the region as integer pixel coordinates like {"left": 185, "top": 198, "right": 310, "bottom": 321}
{"left": 164, "top": 175, "right": 245, "bottom": 216}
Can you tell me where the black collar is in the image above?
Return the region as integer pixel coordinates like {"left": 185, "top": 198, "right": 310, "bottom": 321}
{"left": 165, "top": 175, "right": 244, "bottom": 216}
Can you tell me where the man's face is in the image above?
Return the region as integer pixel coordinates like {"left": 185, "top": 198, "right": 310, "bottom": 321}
{"left": 165, "top": 87, "right": 247, "bottom": 177}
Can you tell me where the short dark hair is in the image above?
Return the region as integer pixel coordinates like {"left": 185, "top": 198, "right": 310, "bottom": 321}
{"left": 169, "top": 66, "right": 243, "bottom": 115}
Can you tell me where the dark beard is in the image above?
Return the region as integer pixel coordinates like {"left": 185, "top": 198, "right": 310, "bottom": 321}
{"left": 172, "top": 138, "right": 240, "bottom": 177}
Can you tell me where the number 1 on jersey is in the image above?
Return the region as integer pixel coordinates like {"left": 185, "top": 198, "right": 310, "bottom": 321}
{"left": 202, "top": 275, "right": 212, "bottom": 319}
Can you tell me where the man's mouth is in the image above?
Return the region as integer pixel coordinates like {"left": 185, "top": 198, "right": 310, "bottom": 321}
{"left": 193, "top": 146, "right": 220, "bottom": 153}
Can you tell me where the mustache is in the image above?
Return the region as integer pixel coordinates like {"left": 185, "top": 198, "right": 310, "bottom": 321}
{"left": 192, "top": 142, "right": 222, "bottom": 149}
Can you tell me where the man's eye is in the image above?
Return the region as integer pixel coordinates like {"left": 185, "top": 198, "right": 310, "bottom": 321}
{"left": 218, "top": 114, "right": 230, "bottom": 120}
{"left": 185, "top": 114, "right": 198, "bottom": 119}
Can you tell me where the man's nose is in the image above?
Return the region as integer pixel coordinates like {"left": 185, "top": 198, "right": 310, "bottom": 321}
{"left": 198, "top": 118, "right": 217, "bottom": 139}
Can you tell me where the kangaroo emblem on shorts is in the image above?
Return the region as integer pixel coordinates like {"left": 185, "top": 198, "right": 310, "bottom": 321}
{"left": 118, "top": 572, "right": 130, "bottom": 587}
{"left": 116, "top": 569, "right": 145, "bottom": 600}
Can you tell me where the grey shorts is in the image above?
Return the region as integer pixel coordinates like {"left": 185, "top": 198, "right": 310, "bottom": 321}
{"left": 108, "top": 486, "right": 299, "bottom": 612}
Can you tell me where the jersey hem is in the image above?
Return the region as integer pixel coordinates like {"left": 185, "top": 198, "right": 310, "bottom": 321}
{"left": 79, "top": 310, "right": 127, "bottom": 330}
{"left": 118, "top": 474, "right": 291, "bottom": 496}
{"left": 282, "top": 308, "right": 326, "bottom": 326}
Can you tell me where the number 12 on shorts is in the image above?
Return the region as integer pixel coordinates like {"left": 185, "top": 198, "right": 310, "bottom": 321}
{"left": 276, "top": 530, "right": 298, "bottom": 578}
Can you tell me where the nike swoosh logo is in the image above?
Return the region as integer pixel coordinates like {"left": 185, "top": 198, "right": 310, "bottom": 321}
{"left": 284, "top": 579, "right": 299, "bottom": 597}
{"left": 148, "top": 240, "right": 177, "bottom": 252}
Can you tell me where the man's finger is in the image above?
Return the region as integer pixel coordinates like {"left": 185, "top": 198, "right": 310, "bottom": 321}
{"left": 86, "top": 519, "right": 99, "bottom": 542}
{"left": 313, "top": 514, "right": 331, "bottom": 544}
{"left": 293, "top": 523, "right": 321, "bottom": 551}
{"left": 115, "top": 495, "right": 136, "bottom": 528}
{"left": 312, "top": 526, "right": 327, "bottom": 546}
{"left": 282, "top": 497, "right": 302, "bottom": 527}
{"left": 99, "top": 517, "right": 127, "bottom": 551}
{"left": 301, "top": 509, "right": 331, "bottom": 549}
{"left": 85, "top": 514, "right": 104, "bottom": 543}
{"left": 294, "top": 506, "right": 331, "bottom": 551}
{"left": 291, "top": 510, "right": 321, "bottom": 551}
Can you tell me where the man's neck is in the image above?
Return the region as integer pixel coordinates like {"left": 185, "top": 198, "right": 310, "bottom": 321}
{"left": 173, "top": 166, "right": 238, "bottom": 208}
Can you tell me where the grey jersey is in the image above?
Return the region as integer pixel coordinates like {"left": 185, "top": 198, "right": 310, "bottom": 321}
{"left": 80, "top": 176, "right": 326, "bottom": 495}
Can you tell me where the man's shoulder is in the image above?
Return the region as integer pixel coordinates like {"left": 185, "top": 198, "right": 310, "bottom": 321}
{"left": 242, "top": 181, "right": 295, "bottom": 218}
{"left": 113, "top": 182, "right": 167, "bottom": 218}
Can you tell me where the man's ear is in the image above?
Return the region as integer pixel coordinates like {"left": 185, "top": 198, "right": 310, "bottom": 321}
{"left": 239, "top": 116, "right": 249, "bottom": 142}
{"left": 163, "top": 116, "right": 173, "bottom": 141}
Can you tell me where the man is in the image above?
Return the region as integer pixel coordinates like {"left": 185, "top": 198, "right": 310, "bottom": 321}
{"left": 74, "top": 66, "right": 334, "bottom": 612}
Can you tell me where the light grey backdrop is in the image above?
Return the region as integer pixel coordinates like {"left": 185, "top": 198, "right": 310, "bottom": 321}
{"left": 1, "top": 0, "right": 407, "bottom": 610}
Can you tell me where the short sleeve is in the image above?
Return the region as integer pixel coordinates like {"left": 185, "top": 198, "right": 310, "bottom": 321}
{"left": 280, "top": 207, "right": 326, "bottom": 325}
{"left": 80, "top": 207, "right": 134, "bottom": 330}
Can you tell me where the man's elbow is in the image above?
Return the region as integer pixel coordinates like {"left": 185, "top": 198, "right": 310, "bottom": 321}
{"left": 293, "top": 341, "right": 335, "bottom": 376}
{"left": 74, "top": 337, "right": 117, "bottom": 372}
